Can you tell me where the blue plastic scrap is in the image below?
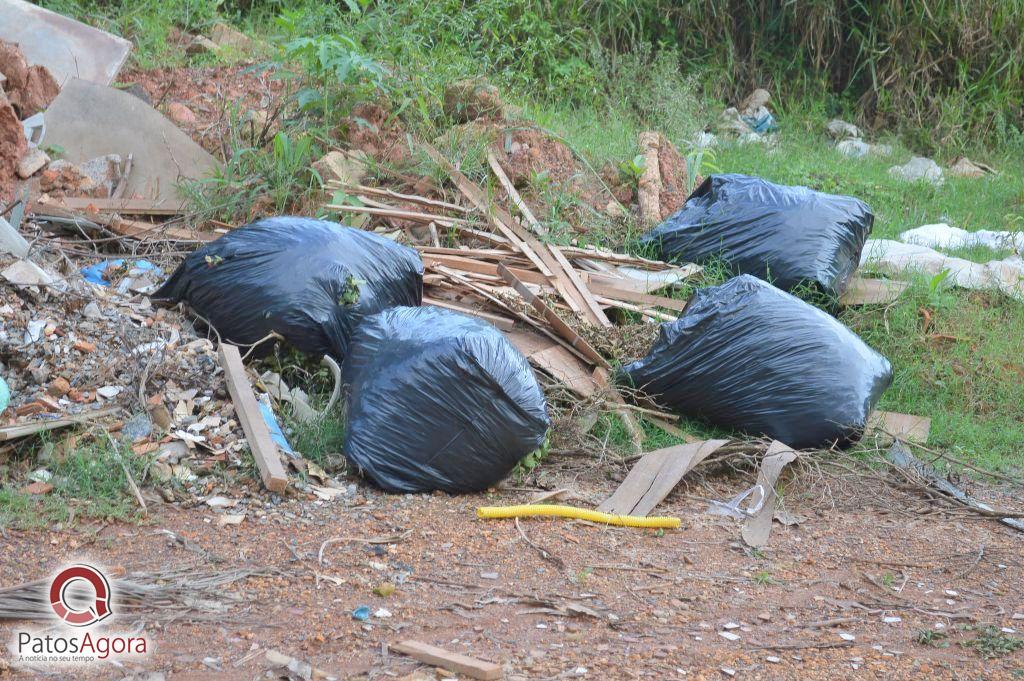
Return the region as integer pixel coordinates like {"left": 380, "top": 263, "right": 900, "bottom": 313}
{"left": 257, "top": 400, "right": 296, "bottom": 457}
{"left": 81, "top": 259, "right": 161, "bottom": 286}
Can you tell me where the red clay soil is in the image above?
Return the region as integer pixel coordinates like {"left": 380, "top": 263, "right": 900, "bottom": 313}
{"left": 1, "top": 463, "right": 1022, "bottom": 679}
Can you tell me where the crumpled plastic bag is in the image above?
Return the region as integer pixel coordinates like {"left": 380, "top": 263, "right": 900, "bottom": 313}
{"left": 640, "top": 174, "right": 873, "bottom": 296}
{"left": 619, "top": 275, "right": 893, "bottom": 449}
{"left": 342, "top": 306, "right": 550, "bottom": 493}
{"left": 152, "top": 217, "right": 423, "bottom": 360}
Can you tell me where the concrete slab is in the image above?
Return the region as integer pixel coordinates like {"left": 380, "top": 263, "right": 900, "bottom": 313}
{"left": 0, "top": 0, "right": 131, "bottom": 86}
{"left": 44, "top": 78, "right": 219, "bottom": 201}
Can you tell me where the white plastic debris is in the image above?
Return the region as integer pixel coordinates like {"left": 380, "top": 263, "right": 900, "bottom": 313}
{"left": 900, "top": 223, "right": 1024, "bottom": 252}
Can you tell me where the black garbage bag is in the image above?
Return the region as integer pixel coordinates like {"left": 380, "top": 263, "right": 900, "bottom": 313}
{"left": 639, "top": 174, "right": 873, "bottom": 295}
{"left": 619, "top": 275, "right": 892, "bottom": 449}
{"left": 342, "top": 306, "right": 550, "bottom": 493}
{"left": 152, "top": 217, "right": 423, "bottom": 360}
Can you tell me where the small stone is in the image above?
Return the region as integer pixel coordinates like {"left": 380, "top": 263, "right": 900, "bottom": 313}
{"left": 186, "top": 35, "right": 219, "bottom": 56}
{"left": 718, "top": 631, "right": 740, "bottom": 642}
{"left": 766, "top": 656, "right": 781, "bottom": 663}
{"left": 480, "top": 571, "right": 499, "bottom": 580}
{"left": 96, "top": 385, "right": 121, "bottom": 399}
{"left": 757, "top": 611, "right": 771, "bottom": 622}
{"left": 16, "top": 147, "right": 49, "bottom": 178}
{"left": 167, "top": 102, "right": 197, "bottom": 126}
{"left": 839, "top": 632, "right": 856, "bottom": 641}
{"left": 82, "top": 302, "right": 102, "bottom": 319}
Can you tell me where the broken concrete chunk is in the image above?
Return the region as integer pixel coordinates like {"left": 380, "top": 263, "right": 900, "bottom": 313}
{"left": 313, "top": 149, "right": 368, "bottom": 187}
{"left": 41, "top": 155, "right": 121, "bottom": 198}
{"left": 2, "top": 259, "right": 55, "bottom": 287}
{"left": 43, "top": 78, "right": 219, "bottom": 201}
{"left": 0, "top": 0, "right": 132, "bottom": 86}
{"left": 185, "top": 35, "right": 219, "bottom": 57}
{"left": 826, "top": 118, "right": 861, "bottom": 141}
{"left": 210, "top": 23, "right": 259, "bottom": 52}
{"left": 889, "top": 156, "right": 944, "bottom": 185}
{"left": 836, "top": 139, "right": 869, "bottom": 158}
{"left": 16, "top": 146, "right": 48, "bottom": 178}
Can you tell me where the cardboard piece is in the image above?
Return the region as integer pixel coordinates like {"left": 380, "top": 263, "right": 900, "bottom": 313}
{"left": 42, "top": 78, "right": 219, "bottom": 201}
{"left": 0, "top": 0, "right": 131, "bottom": 86}
{"left": 840, "top": 277, "right": 909, "bottom": 306}
{"left": 867, "top": 410, "right": 930, "bottom": 444}
{"left": 742, "top": 441, "right": 797, "bottom": 548}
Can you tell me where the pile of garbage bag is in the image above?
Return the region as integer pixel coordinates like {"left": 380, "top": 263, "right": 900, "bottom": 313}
{"left": 153, "top": 217, "right": 423, "bottom": 360}
{"left": 640, "top": 174, "right": 873, "bottom": 296}
{"left": 619, "top": 275, "right": 892, "bottom": 449}
{"left": 341, "top": 306, "right": 550, "bottom": 493}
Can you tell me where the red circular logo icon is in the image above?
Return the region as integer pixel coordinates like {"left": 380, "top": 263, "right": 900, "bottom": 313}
{"left": 49, "top": 564, "right": 112, "bottom": 627}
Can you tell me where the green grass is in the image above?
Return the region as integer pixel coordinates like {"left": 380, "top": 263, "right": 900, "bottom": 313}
{"left": 0, "top": 434, "right": 150, "bottom": 529}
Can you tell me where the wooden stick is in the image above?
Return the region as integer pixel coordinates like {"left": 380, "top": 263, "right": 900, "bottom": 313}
{"left": 485, "top": 151, "right": 546, "bottom": 236}
{"left": 0, "top": 407, "right": 121, "bottom": 441}
{"left": 324, "top": 204, "right": 477, "bottom": 226}
{"left": 498, "top": 264, "right": 609, "bottom": 369}
{"left": 390, "top": 640, "right": 501, "bottom": 680}
{"left": 548, "top": 243, "right": 612, "bottom": 327}
{"left": 588, "top": 283, "right": 690, "bottom": 312}
{"left": 42, "top": 196, "right": 183, "bottom": 216}
{"left": 594, "top": 295, "right": 677, "bottom": 322}
{"left": 327, "top": 183, "right": 470, "bottom": 214}
{"left": 433, "top": 265, "right": 593, "bottom": 367}
{"left": 423, "top": 296, "right": 515, "bottom": 331}
{"left": 218, "top": 344, "right": 288, "bottom": 493}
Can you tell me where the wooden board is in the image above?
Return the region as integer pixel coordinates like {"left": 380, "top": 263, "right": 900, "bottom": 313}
{"left": 422, "top": 142, "right": 606, "bottom": 325}
{"left": 218, "top": 343, "right": 289, "bottom": 493}
{"left": 587, "top": 282, "right": 691, "bottom": 312}
{"left": 598, "top": 440, "right": 729, "bottom": 516}
{"left": 867, "top": 411, "right": 930, "bottom": 444}
{"left": 741, "top": 441, "right": 797, "bottom": 548}
{"left": 422, "top": 253, "right": 549, "bottom": 287}
{"left": 530, "top": 345, "right": 598, "bottom": 397}
{"left": 390, "top": 640, "right": 502, "bottom": 680}
{"left": 423, "top": 296, "right": 515, "bottom": 331}
{"left": 43, "top": 197, "right": 186, "bottom": 216}
{"left": 840, "top": 277, "right": 909, "bottom": 306}
{"left": 0, "top": 407, "right": 120, "bottom": 441}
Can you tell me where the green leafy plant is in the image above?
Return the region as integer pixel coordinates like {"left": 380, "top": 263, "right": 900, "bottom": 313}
{"left": 961, "top": 626, "right": 1024, "bottom": 659}
{"left": 914, "top": 629, "right": 949, "bottom": 648}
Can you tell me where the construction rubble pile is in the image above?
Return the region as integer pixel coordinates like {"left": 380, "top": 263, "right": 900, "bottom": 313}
{"left": 2, "top": 1, "right": 1018, "bottom": 544}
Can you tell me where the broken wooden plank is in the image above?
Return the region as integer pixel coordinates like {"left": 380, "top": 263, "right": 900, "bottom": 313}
{"left": 0, "top": 407, "right": 121, "bottom": 441}
{"left": 742, "top": 441, "right": 797, "bottom": 548}
{"left": 587, "top": 282, "right": 690, "bottom": 312}
{"left": 530, "top": 345, "right": 598, "bottom": 397}
{"left": 839, "top": 277, "right": 909, "bottom": 306}
{"left": 324, "top": 203, "right": 478, "bottom": 226}
{"left": 423, "top": 253, "right": 549, "bottom": 286}
{"left": 486, "top": 151, "right": 546, "bottom": 236}
{"left": 423, "top": 296, "right": 515, "bottom": 331}
{"left": 218, "top": 343, "right": 289, "bottom": 493}
{"left": 327, "top": 182, "right": 471, "bottom": 214}
{"left": 497, "top": 263, "right": 609, "bottom": 368}
{"left": 594, "top": 295, "right": 677, "bottom": 322}
{"left": 30, "top": 201, "right": 214, "bottom": 242}
{"left": 390, "top": 640, "right": 502, "bottom": 680}
{"left": 422, "top": 141, "right": 607, "bottom": 324}
{"left": 43, "top": 197, "right": 186, "bottom": 216}
{"left": 598, "top": 440, "right": 729, "bottom": 516}
{"left": 547, "top": 242, "right": 612, "bottom": 327}
{"left": 866, "top": 411, "right": 930, "bottom": 444}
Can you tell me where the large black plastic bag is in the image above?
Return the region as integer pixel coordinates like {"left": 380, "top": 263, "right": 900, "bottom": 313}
{"left": 152, "top": 217, "right": 423, "bottom": 360}
{"left": 639, "top": 174, "right": 873, "bottom": 296}
{"left": 342, "top": 306, "right": 550, "bottom": 493}
{"left": 619, "top": 275, "right": 892, "bottom": 449}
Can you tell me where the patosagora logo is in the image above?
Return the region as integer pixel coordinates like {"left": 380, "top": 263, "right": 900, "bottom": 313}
{"left": 9, "top": 563, "right": 149, "bottom": 666}
{"left": 49, "top": 564, "right": 112, "bottom": 627}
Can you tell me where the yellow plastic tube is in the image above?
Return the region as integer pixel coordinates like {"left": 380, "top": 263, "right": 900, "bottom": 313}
{"left": 476, "top": 504, "right": 680, "bottom": 529}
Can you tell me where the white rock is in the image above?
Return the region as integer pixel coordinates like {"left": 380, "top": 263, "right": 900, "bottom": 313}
{"left": 836, "top": 139, "right": 870, "bottom": 158}
{"left": 96, "top": 385, "right": 122, "bottom": 399}
{"left": 889, "top": 156, "right": 944, "bottom": 185}
{"left": 826, "top": 118, "right": 861, "bottom": 140}
{"left": 17, "top": 147, "right": 50, "bottom": 179}
{"left": 718, "top": 631, "right": 741, "bottom": 641}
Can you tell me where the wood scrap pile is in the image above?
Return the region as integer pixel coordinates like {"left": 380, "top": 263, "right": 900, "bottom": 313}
{"left": 323, "top": 141, "right": 702, "bottom": 448}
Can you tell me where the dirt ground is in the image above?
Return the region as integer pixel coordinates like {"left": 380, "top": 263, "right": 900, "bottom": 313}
{"left": 2, "top": 459, "right": 1022, "bottom": 680}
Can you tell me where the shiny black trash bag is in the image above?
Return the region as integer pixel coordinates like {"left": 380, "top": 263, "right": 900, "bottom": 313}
{"left": 342, "top": 307, "right": 550, "bottom": 493}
